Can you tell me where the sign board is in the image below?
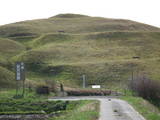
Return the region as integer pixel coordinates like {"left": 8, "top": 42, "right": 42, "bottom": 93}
{"left": 15, "top": 62, "right": 25, "bottom": 81}
{"left": 92, "top": 85, "right": 101, "bottom": 89}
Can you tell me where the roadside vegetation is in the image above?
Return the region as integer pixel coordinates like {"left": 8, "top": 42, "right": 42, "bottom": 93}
{"left": 0, "top": 89, "right": 99, "bottom": 120}
{"left": 0, "top": 99, "right": 67, "bottom": 115}
{"left": 0, "top": 89, "right": 55, "bottom": 115}
{"left": 49, "top": 100, "right": 99, "bottom": 120}
{"left": 122, "top": 74, "right": 160, "bottom": 120}
{"left": 122, "top": 96, "right": 160, "bottom": 120}
{"left": 129, "top": 74, "right": 160, "bottom": 107}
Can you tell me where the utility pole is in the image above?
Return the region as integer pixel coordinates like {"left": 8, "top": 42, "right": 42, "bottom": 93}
{"left": 82, "top": 74, "right": 86, "bottom": 88}
{"left": 131, "top": 56, "right": 140, "bottom": 94}
{"left": 132, "top": 56, "right": 140, "bottom": 82}
{"left": 131, "top": 65, "right": 134, "bottom": 84}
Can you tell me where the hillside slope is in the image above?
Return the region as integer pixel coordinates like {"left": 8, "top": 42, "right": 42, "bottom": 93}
{"left": 0, "top": 13, "right": 160, "bottom": 88}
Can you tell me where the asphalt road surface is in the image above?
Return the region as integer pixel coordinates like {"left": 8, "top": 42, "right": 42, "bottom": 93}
{"left": 49, "top": 96, "right": 146, "bottom": 120}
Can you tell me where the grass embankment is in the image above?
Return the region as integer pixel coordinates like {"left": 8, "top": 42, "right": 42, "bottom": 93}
{"left": 122, "top": 96, "right": 160, "bottom": 120}
{"left": 0, "top": 90, "right": 99, "bottom": 120}
{"left": 0, "top": 99, "right": 67, "bottom": 115}
{"left": 50, "top": 100, "right": 99, "bottom": 120}
{"left": 0, "top": 89, "right": 57, "bottom": 115}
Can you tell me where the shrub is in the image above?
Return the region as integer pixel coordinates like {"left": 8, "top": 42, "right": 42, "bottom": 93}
{"left": 45, "top": 101, "right": 68, "bottom": 113}
{"left": 129, "top": 74, "right": 160, "bottom": 105}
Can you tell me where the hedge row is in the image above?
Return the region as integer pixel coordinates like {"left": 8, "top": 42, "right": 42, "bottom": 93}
{"left": 66, "top": 89, "right": 111, "bottom": 96}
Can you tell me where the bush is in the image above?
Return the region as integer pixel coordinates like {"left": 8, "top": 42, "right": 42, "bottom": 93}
{"left": 45, "top": 101, "right": 68, "bottom": 113}
{"left": 129, "top": 75, "right": 160, "bottom": 105}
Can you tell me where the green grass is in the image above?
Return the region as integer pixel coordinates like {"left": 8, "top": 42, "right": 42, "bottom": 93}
{"left": 122, "top": 96, "right": 160, "bottom": 120}
{"left": 0, "top": 90, "right": 99, "bottom": 120}
{"left": 0, "top": 89, "right": 82, "bottom": 115}
{"left": 31, "top": 33, "right": 74, "bottom": 47}
{"left": 0, "top": 98, "right": 68, "bottom": 114}
{"left": 0, "top": 89, "right": 52, "bottom": 100}
{"left": 0, "top": 37, "right": 25, "bottom": 58}
{"left": 11, "top": 31, "right": 160, "bottom": 88}
{"left": 0, "top": 66, "right": 15, "bottom": 88}
{"left": 49, "top": 100, "right": 99, "bottom": 120}
{"left": 0, "top": 13, "right": 160, "bottom": 88}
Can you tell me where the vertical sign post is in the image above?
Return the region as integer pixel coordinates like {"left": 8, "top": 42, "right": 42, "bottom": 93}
{"left": 15, "top": 62, "right": 21, "bottom": 96}
{"left": 15, "top": 62, "right": 25, "bottom": 97}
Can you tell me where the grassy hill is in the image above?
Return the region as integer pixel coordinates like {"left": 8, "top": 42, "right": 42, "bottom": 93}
{"left": 0, "top": 13, "right": 160, "bottom": 88}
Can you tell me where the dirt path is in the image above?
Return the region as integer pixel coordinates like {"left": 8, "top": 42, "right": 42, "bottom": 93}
{"left": 49, "top": 96, "right": 146, "bottom": 120}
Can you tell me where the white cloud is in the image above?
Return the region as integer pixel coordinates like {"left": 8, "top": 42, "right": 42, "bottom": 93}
{"left": 0, "top": 0, "right": 159, "bottom": 27}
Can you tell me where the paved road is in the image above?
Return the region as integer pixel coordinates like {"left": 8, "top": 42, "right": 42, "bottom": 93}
{"left": 49, "top": 96, "right": 146, "bottom": 120}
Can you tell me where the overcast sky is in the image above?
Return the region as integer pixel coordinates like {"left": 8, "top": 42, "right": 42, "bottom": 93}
{"left": 0, "top": 0, "right": 159, "bottom": 27}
